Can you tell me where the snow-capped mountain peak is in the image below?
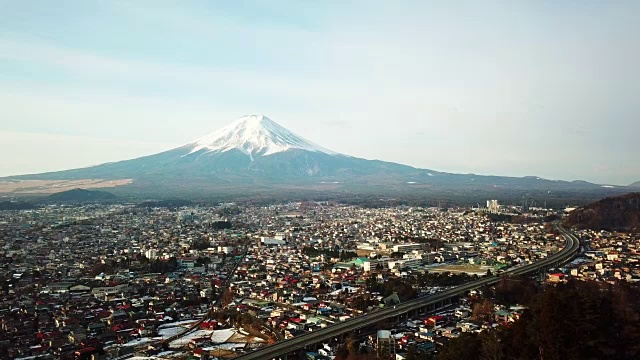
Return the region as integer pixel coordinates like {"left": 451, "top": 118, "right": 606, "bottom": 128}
{"left": 188, "top": 114, "right": 337, "bottom": 159}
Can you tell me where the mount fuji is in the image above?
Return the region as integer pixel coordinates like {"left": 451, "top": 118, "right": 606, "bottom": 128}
{"left": 13, "top": 114, "right": 419, "bottom": 181}
{"left": 4, "top": 114, "right": 626, "bottom": 201}
{"left": 189, "top": 114, "right": 337, "bottom": 159}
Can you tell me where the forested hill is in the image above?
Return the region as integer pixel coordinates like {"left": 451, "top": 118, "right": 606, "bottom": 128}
{"left": 436, "top": 280, "right": 640, "bottom": 360}
{"left": 0, "top": 201, "right": 36, "bottom": 210}
{"left": 46, "top": 188, "right": 116, "bottom": 202}
{"left": 564, "top": 192, "right": 640, "bottom": 231}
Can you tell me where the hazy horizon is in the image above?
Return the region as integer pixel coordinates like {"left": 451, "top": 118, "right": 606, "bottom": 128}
{"left": 1, "top": 1, "right": 639, "bottom": 185}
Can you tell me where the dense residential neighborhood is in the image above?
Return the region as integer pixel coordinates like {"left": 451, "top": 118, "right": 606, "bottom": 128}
{"left": 562, "top": 229, "right": 640, "bottom": 283}
{"left": 0, "top": 201, "right": 585, "bottom": 359}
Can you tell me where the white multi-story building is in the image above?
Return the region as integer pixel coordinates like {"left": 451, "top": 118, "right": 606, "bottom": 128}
{"left": 363, "top": 256, "right": 391, "bottom": 272}
{"left": 92, "top": 284, "right": 128, "bottom": 299}
{"left": 144, "top": 249, "right": 158, "bottom": 260}
{"left": 392, "top": 243, "right": 423, "bottom": 253}
{"left": 260, "top": 237, "right": 287, "bottom": 246}
{"left": 177, "top": 257, "right": 196, "bottom": 269}
{"left": 377, "top": 330, "right": 395, "bottom": 358}
{"left": 388, "top": 258, "right": 421, "bottom": 270}
{"left": 218, "top": 246, "right": 234, "bottom": 254}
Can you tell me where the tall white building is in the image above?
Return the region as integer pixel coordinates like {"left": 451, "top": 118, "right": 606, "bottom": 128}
{"left": 377, "top": 330, "right": 395, "bottom": 358}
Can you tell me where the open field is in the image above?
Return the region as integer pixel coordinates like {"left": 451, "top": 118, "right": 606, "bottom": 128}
{"left": 0, "top": 179, "right": 132, "bottom": 194}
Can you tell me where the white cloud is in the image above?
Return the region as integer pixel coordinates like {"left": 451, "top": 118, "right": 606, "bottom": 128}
{"left": 0, "top": 1, "right": 639, "bottom": 185}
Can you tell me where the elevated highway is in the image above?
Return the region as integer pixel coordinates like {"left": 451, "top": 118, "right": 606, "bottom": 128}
{"left": 235, "top": 224, "right": 579, "bottom": 360}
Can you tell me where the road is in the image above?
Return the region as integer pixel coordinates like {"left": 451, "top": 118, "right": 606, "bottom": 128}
{"left": 234, "top": 224, "right": 580, "bottom": 360}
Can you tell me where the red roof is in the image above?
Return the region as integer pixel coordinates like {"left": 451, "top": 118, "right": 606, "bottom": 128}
{"left": 426, "top": 315, "right": 445, "bottom": 324}
{"left": 201, "top": 321, "right": 218, "bottom": 329}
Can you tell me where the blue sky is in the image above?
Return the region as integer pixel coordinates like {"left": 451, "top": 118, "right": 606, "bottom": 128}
{"left": 1, "top": 1, "right": 639, "bottom": 184}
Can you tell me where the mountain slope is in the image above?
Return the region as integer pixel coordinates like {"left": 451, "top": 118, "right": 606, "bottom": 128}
{"left": 564, "top": 192, "right": 640, "bottom": 231}
{"left": 4, "top": 114, "right": 630, "bottom": 200}
{"left": 13, "top": 114, "right": 419, "bottom": 181}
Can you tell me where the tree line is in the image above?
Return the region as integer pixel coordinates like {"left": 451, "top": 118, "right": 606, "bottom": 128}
{"left": 437, "top": 280, "right": 640, "bottom": 360}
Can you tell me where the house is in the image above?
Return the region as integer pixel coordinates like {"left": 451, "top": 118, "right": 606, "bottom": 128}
{"left": 547, "top": 273, "right": 565, "bottom": 283}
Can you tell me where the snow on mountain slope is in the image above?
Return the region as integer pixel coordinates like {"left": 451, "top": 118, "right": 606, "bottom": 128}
{"left": 188, "top": 114, "right": 338, "bottom": 159}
